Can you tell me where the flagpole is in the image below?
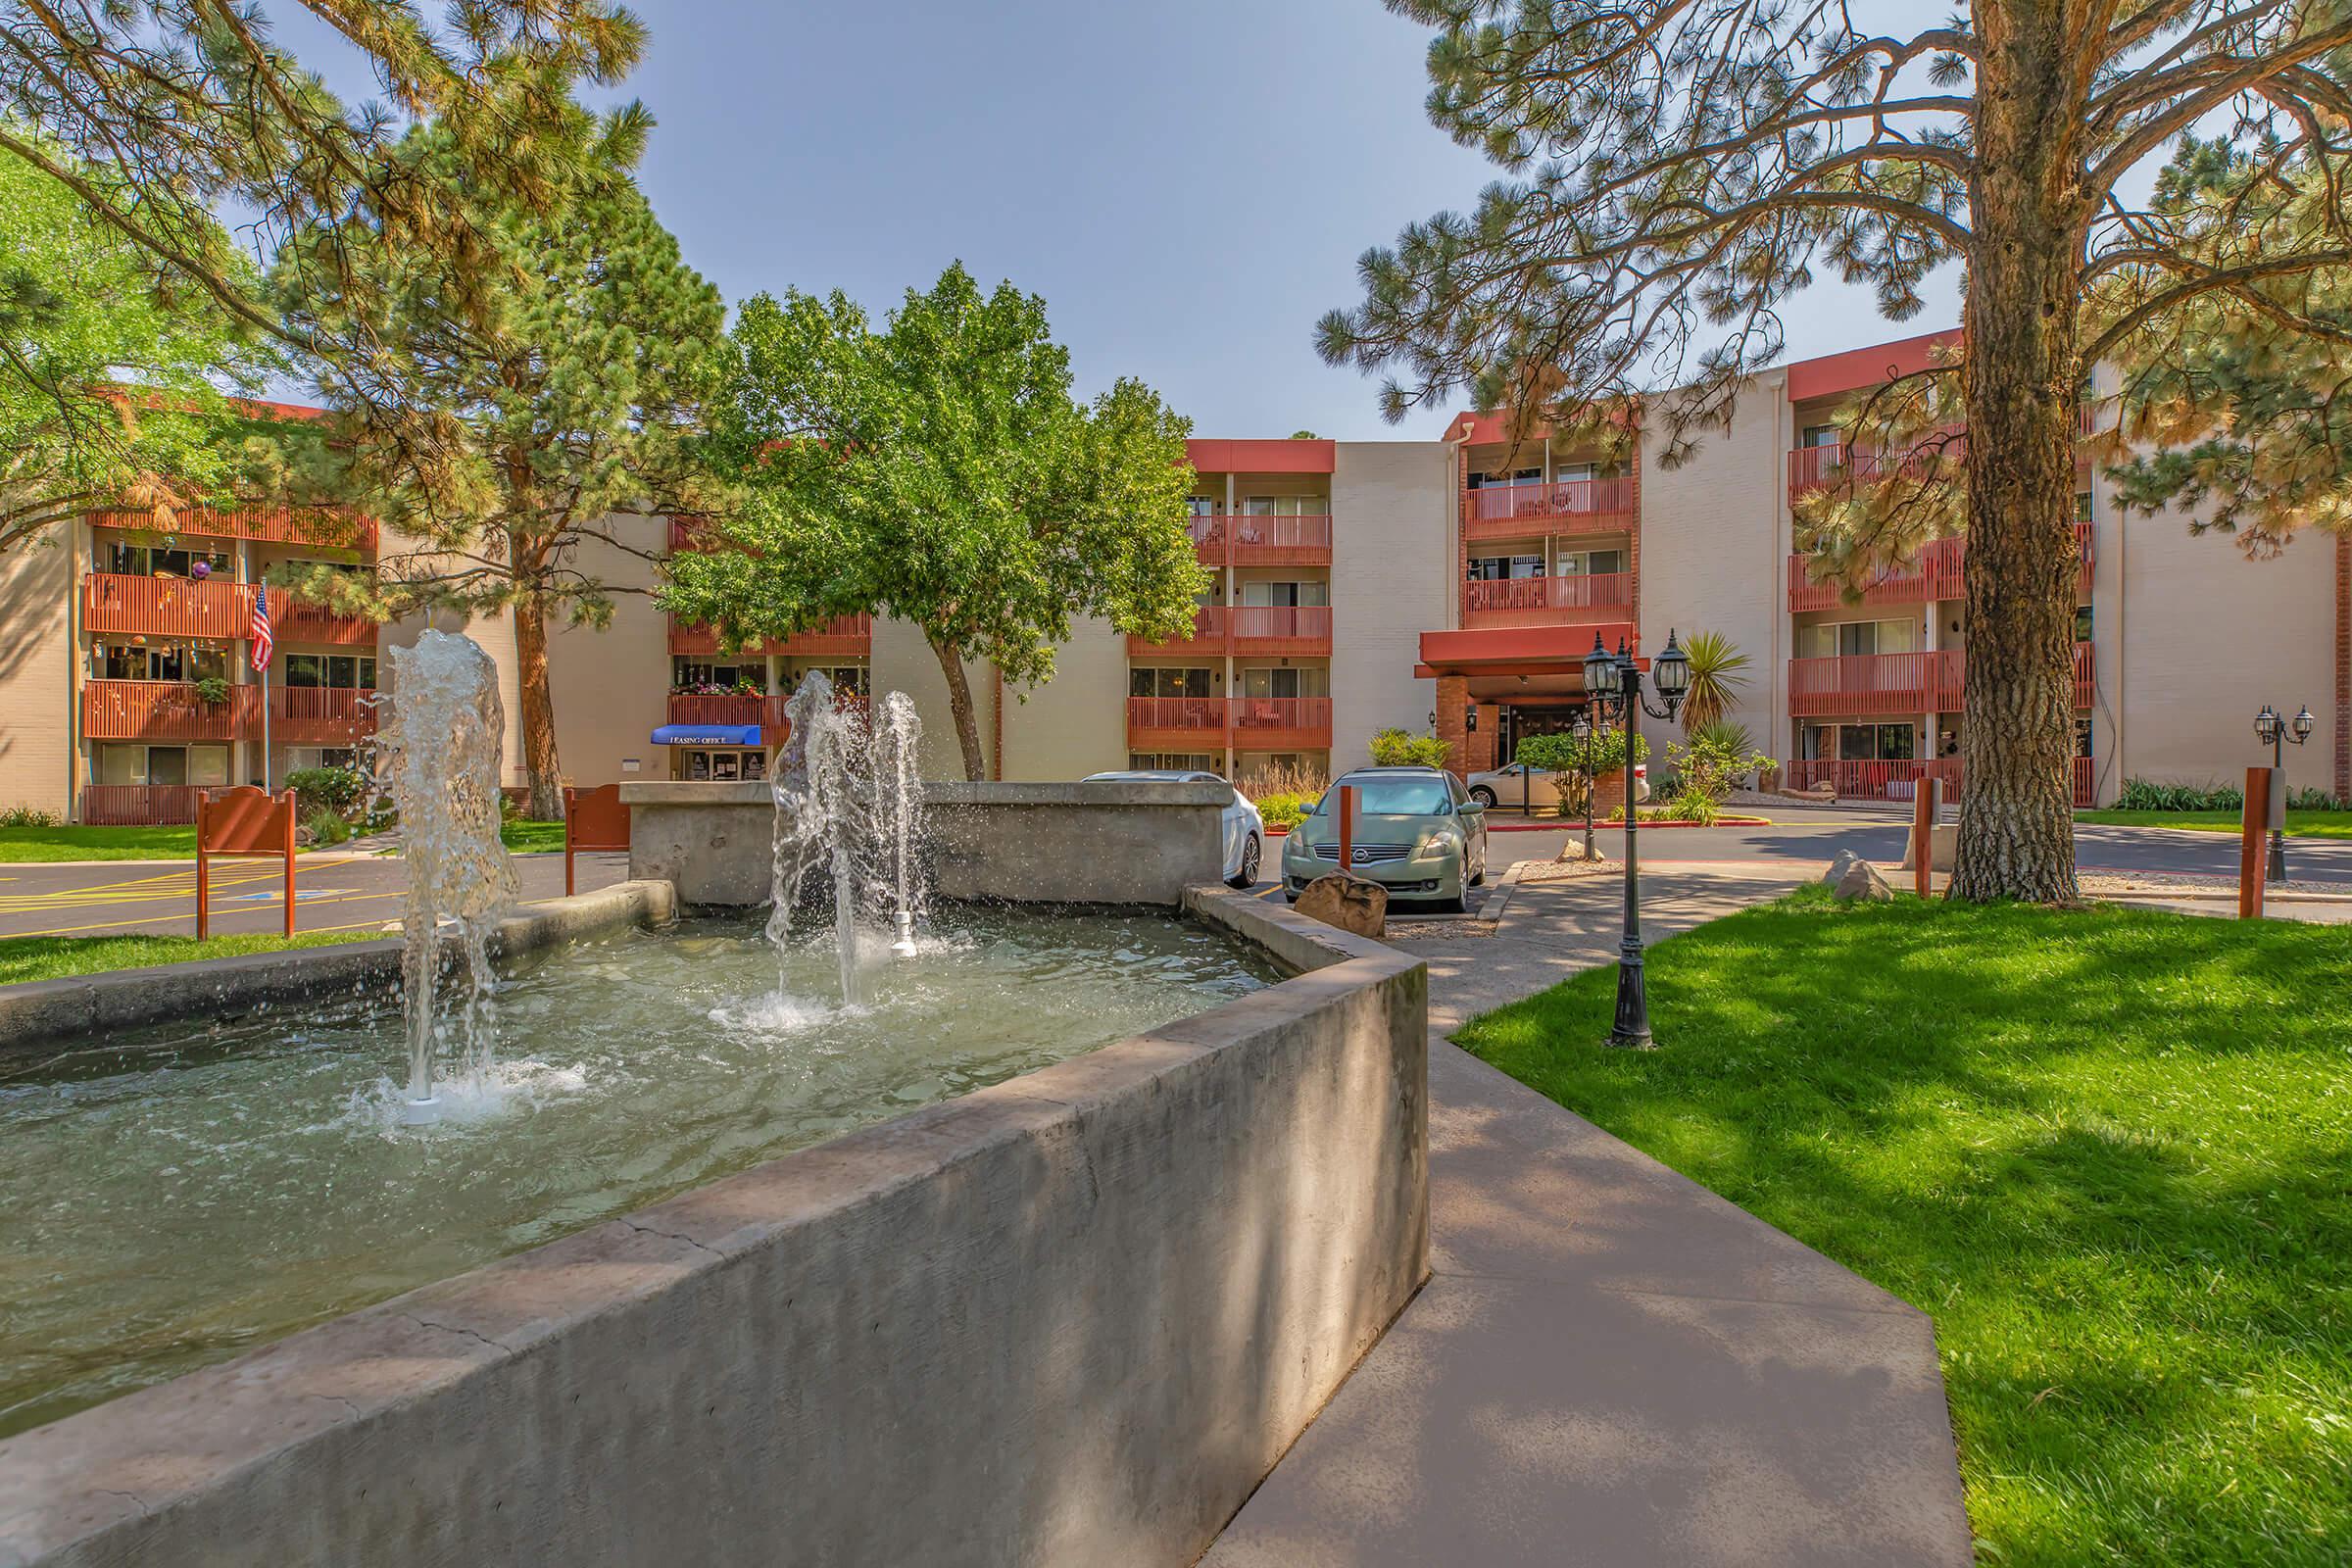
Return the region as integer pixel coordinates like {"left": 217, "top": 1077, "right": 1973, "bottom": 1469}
{"left": 262, "top": 674, "right": 271, "bottom": 791}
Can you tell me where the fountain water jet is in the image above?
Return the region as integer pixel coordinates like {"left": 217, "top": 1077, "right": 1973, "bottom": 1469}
{"left": 873, "top": 692, "right": 925, "bottom": 956}
{"left": 377, "top": 630, "right": 519, "bottom": 1124}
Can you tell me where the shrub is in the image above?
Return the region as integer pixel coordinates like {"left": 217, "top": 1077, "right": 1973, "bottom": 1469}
{"left": 1255, "top": 792, "right": 1311, "bottom": 831}
{"left": 1367, "top": 726, "right": 1451, "bottom": 768}
{"left": 285, "top": 766, "right": 367, "bottom": 817}
{"left": 2114, "top": 776, "right": 2250, "bottom": 811}
{"left": 0, "top": 804, "right": 60, "bottom": 828}
{"left": 1668, "top": 722, "right": 1771, "bottom": 804}
{"left": 2288, "top": 786, "right": 2346, "bottom": 811}
{"left": 1513, "top": 729, "right": 1648, "bottom": 777}
{"left": 192, "top": 675, "right": 232, "bottom": 706}
{"left": 303, "top": 807, "right": 352, "bottom": 847}
{"left": 1244, "top": 760, "right": 1329, "bottom": 800}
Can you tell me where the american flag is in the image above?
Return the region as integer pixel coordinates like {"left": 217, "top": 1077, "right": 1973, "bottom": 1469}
{"left": 248, "top": 588, "right": 273, "bottom": 671}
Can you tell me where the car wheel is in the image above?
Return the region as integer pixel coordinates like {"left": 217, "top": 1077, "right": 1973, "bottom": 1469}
{"left": 1283, "top": 891, "right": 1299, "bottom": 905}
{"left": 1469, "top": 786, "right": 1496, "bottom": 808}
{"left": 1228, "top": 834, "right": 1260, "bottom": 889}
{"left": 1469, "top": 864, "right": 1485, "bottom": 887}
{"left": 1432, "top": 895, "right": 1466, "bottom": 913}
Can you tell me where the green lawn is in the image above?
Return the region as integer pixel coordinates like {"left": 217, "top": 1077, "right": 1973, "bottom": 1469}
{"left": 499, "top": 818, "right": 566, "bottom": 853}
{"left": 2078, "top": 808, "right": 2352, "bottom": 839}
{"left": 0, "top": 930, "right": 380, "bottom": 987}
{"left": 0, "top": 824, "right": 199, "bottom": 861}
{"left": 1457, "top": 889, "right": 2351, "bottom": 1566}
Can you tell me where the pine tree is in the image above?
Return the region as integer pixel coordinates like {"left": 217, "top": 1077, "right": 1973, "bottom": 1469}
{"left": 1319, "top": 0, "right": 2352, "bottom": 902}
{"left": 265, "top": 109, "right": 729, "bottom": 819}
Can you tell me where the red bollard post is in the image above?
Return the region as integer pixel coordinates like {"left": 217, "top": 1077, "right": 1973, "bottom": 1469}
{"left": 194, "top": 793, "right": 211, "bottom": 941}
{"left": 1338, "top": 783, "right": 1357, "bottom": 871}
{"left": 281, "top": 788, "right": 297, "bottom": 937}
{"left": 2239, "top": 766, "right": 2273, "bottom": 919}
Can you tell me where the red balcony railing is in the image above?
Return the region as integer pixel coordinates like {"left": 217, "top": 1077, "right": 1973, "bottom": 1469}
{"left": 1230, "top": 695, "right": 1333, "bottom": 751}
{"left": 1788, "top": 644, "right": 2094, "bottom": 717}
{"left": 1461, "top": 477, "right": 1636, "bottom": 541}
{"left": 80, "top": 784, "right": 208, "bottom": 825}
{"left": 1462, "top": 571, "right": 1633, "bottom": 628}
{"left": 81, "top": 574, "right": 375, "bottom": 645}
{"left": 82, "top": 679, "right": 260, "bottom": 741}
{"left": 1227, "top": 514, "right": 1333, "bottom": 566}
{"left": 1785, "top": 756, "right": 2095, "bottom": 808}
{"left": 1787, "top": 524, "right": 2095, "bottom": 611}
{"left": 1128, "top": 605, "right": 1231, "bottom": 657}
{"left": 1126, "top": 695, "right": 1231, "bottom": 749}
{"left": 87, "top": 507, "right": 375, "bottom": 552}
{"left": 1789, "top": 420, "right": 2103, "bottom": 501}
{"left": 1230, "top": 605, "right": 1334, "bottom": 656}
{"left": 667, "top": 613, "right": 873, "bottom": 659}
{"left": 269, "top": 686, "right": 379, "bottom": 744}
{"left": 665, "top": 692, "right": 794, "bottom": 736}
{"left": 1182, "top": 515, "right": 1226, "bottom": 564}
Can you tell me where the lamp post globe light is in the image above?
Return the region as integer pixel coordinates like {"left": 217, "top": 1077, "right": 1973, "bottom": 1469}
{"left": 2253, "top": 702, "right": 2316, "bottom": 882}
{"left": 1584, "top": 629, "right": 1690, "bottom": 1049}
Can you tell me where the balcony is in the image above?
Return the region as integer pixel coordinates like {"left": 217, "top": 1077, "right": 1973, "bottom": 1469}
{"left": 666, "top": 692, "right": 792, "bottom": 734}
{"left": 1227, "top": 514, "right": 1332, "bottom": 566}
{"left": 270, "top": 686, "right": 379, "bottom": 744}
{"left": 1461, "top": 476, "right": 1636, "bottom": 543}
{"left": 1122, "top": 697, "right": 1337, "bottom": 753}
{"left": 1230, "top": 695, "right": 1333, "bottom": 752}
{"left": 87, "top": 507, "right": 375, "bottom": 552}
{"left": 1126, "top": 696, "right": 1230, "bottom": 751}
{"left": 82, "top": 679, "right": 258, "bottom": 741}
{"left": 1788, "top": 416, "right": 2100, "bottom": 501}
{"left": 1788, "top": 644, "right": 2095, "bottom": 717}
{"left": 80, "top": 784, "right": 208, "bottom": 825}
{"left": 81, "top": 574, "right": 376, "bottom": 645}
{"left": 1231, "top": 606, "right": 1333, "bottom": 657}
{"left": 1786, "top": 524, "right": 2095, "bottom": 611}
{"left": 1784, "top": 756, "right": 2096, "bottom": 808}
{"left": 1128, "top": 605, "right": 1229, "bottom": 658}
{"left": 667, "top": 613, "right": 873, "bottom": 660}
{"left": 1461, "top": 571, "right": 1632, "bottom": 630}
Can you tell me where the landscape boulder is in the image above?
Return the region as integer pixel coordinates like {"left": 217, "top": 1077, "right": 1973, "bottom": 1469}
{"left": 1821, "top": 849, "right": 1862, "bottom": 888}
{"left": 1834, "top": 858, "right": 1895, "bottom": 903}
{"left": 1296, "top": 872, "right": 1388, "bottom": 938}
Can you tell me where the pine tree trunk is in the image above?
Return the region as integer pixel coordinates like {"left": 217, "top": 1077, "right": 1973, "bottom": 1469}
{"left": 513, "top": 592, "right": 564, "bottom": 821}
{"left": 2334, "top": 530, "right": 2348, "bottom": 805}
{"left": 929, "top": 634, "right": 988, "bottom": 781}
{"left": 1950, "top": 3, "right": 2083, "bottom": 905}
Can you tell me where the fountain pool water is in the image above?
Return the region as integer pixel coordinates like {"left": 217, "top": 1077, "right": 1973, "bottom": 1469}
{"left": 0, "top": 906, "right": 1275, "bottom": 1437}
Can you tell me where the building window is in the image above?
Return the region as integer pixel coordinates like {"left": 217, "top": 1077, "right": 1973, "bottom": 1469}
{"left": 678, "top": 749, "right": 766, "bottom": 782}
{"left": 1467, "top": 554, "right": 1544, "bottom": 581}
{"left": 283, "top": 653, "right": 376, "bottom": 689}
{"left": 1186, "top": 495, "right": 1221, "bottom": 517}
{"left": 1801, "top": 424, "right": 1841, "bottom": 449}
{"left": 1130, "top": 666, "right": 1214, "bottom": 699}
{"left": 1240, "top": 666, "right": 1328, "bottom": 699}
{"left": 821, "top": 664, "right": 868, "bottom": 697}
{"left": 1239, "top": 579, "right": 1330, "bottom": 608}
{"left": 290, "top": 748, "right": 363, "bottom": 772}
{"left": 99, "top": 541, "right": 231, "bottom": 578}
{"left": 673, "top": 656, "right": 761, "bottom": 693}
{"left": 2075, "top": 717, "right": 2094, "bottom": 759}
{"left": 1804, "top": 722, "right": 1915, "bottom": 761}
{"left": 2075, "top": 491, "right": 2095, "bottom": 525}
{"left": 1794, "top": 617, "right": 1922, "bottom": 660}
{"left": 2074, "top": 604, "right": 2093, "bottom": 643}
{"left": 1243, "top": 495, "right": 1328, "bottom": 515}
{"left": 1557, "top": 549, "right": 1624, "bottom": 576}
{"left": 96, "top": 743, "right": 230, "bottom": 787}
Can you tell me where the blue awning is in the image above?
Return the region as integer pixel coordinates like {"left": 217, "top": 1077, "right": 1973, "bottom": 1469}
{"left": 651, "top": 723, "right": 762, "bottom": 747}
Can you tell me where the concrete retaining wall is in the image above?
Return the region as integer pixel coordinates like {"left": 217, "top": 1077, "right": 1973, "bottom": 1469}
{"left": 624, "top": 778, "right": 1230, "bottom": 906}
{"left": 0, "top": 889, "right": 1429, "bottom": 1568}
{"left": 0, "top": 881, "right": 677, "bottom": 1054}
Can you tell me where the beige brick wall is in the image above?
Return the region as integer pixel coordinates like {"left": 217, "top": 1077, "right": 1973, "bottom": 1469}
{"left": 2111, "top": 503, "right": 2338, "bottom": 798}
{"left": 1331, "top": 441, "right": 1453, "bottom": 770}
{"left": 999, "top": 616, "right": 1128, "bottom": 781}
{"left": 545, "top": 512, "right": 672, "bottom": 791}
{"left": 0, "top": 523, "right": 76, "bottom": 817}
{"left": 1640, "top": 379, "right": 1786, "bottom": 753}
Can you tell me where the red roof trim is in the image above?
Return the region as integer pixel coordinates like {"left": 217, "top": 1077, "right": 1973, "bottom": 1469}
{"left": 1185, "top": 438, "right": 1336, "bottom": 475}
{"left": 1784, "top": 328, "right": 1960, "bottom": 404}
{"left": 1416, "top": 622, "right": 1638, "bottom": 675}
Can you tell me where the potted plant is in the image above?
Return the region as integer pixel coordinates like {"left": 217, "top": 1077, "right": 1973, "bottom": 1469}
{"left": 193, "top": 675, "right": 232, "bottom": 706}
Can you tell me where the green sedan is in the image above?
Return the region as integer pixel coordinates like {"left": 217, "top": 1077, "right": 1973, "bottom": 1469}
{"left": 1281, "top": 765, "right": 1489, "bottom": 913}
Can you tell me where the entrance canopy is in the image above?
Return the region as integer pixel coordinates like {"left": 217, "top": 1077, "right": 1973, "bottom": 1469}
{"left": 1414, "top": 622, "right": 1641, "bottom": 683}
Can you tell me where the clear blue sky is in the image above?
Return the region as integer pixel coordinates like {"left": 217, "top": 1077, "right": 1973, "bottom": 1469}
{"left": 281, "top": 0, "right": 1964, "bottom": 440}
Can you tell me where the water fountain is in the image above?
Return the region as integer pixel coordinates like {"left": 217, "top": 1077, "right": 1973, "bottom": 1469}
{"left": 765, "top": 671, "right": 926, "bottom": 1005}
{"left": 375, "top": 629, "right": 519, "bottom": 1125}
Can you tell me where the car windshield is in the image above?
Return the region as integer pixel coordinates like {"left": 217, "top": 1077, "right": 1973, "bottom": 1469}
{"left": 1315, "top": 779, "right": 1452, "bottom": 816}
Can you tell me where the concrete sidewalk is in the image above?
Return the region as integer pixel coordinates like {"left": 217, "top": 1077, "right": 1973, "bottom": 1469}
{"left": 1201, "top": 867, "right": 1975, "bottom": 1567}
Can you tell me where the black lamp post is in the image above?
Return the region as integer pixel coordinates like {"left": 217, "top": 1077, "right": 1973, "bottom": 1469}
{"left": 1585, "top": 629, "right": 1690, "bottom": 1048}
{"left": 1570, "top": 709, "right": 1598, "bottom": 859}
{"left": 2253, "top": 703, "right": 2316, "bottom": 882}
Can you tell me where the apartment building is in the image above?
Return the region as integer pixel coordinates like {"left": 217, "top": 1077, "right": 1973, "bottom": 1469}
{"left": 1, "top": 328, "right": 2343, "bottom": 820}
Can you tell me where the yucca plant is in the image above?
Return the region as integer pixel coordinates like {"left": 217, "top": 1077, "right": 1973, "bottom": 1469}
{"left": 1676, "top": 629, "right": 1750, "bottom": 732}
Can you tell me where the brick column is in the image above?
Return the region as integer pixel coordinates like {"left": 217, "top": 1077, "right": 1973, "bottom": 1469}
{"left": 1435, "top": 674, "right": 1470, "bottom": 778}
{"left": 1468, "top": 703, "right": 1498, "bottom": 775}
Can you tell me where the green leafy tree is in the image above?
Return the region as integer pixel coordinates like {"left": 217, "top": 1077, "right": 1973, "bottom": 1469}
{"left": 266, "top": 111, "right": 730, "bottom": 818}
{"left": 1320, "top": 0, "right": 2352, "bottom": 904}
{"left": 663, "top": 264, "right": 1205, "bottom": 781}
{"left": 0, "top": 144, "right": 280, "bottom": 553}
